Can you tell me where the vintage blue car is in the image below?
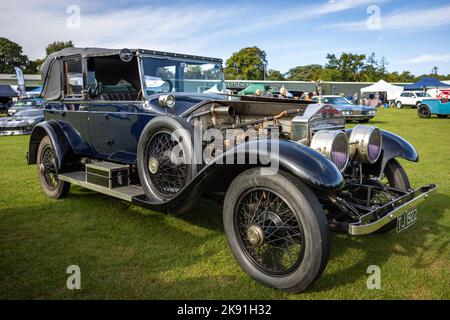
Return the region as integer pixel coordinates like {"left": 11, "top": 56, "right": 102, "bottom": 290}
{"left": 27, "top": 47, "right": 436, "bottom": 293}
{"left": 417, "top": 99, "right": 450, "bottom": 118}
{"left": 313, "top": 95, "right": 376, "bottom": 123}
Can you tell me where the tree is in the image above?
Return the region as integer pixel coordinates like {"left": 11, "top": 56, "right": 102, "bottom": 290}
{"left": 45, "top": 40, "right": 74, "bottom": 56}
{"left": 326, "top": 52, "right": 366, "bottom": 81}
{"left": 224, "top": 46, "right": 267, "bottom": 80}
{"left": 0, "top": 37, "right": 30, "bottom": 73}
{"left": 267, "top": 69, "right": 285, "bottom": 81}
{"left": 286, "top": 64, "right": 323, "bottom": 81}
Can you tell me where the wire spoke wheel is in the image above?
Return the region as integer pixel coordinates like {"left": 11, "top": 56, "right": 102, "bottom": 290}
{"left": 40, "top": 145, "right": 58, "bottom": 190}
{"left": 146, "top": 131, "right": 188, "bottom": 198}
{"left": 234, "top": 187, "right": 305, "bottom": 275}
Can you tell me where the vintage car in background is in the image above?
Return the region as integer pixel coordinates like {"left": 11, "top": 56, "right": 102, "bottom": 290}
{"left": 7, "top": 98, "right": 43, "bottom": 116}
{"left": 394, "top": 91, "right": 433, "bottom": 109}
{"left": 312, "top": 95, "right": 376, "bottom": 122}
{"left": 0, "top": 109, "right": 44, "bottom": 136}
{"left": 27, "top": 47, "right": 436, "bottom": 293}
{"left": 417, "top": 98, "right": 450, "bottom": 118}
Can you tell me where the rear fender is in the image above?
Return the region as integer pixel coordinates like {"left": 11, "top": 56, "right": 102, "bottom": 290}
{"left": 27, "top": 121, "right": 79, "bottom": 171}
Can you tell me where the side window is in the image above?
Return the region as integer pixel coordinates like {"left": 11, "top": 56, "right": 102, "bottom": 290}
{"left": 400, "top": 93, "right": 408, "bottom": 97}
{"left": 64, "top": 59, "right": 83, "bottom": 97}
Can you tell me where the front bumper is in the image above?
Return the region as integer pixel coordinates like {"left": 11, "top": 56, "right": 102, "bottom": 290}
{"left": 348, "top": 184, "right": 437, "bottom": 235}
{"left": 0, "top": 128, "right": 32, "bottom": 136}
{"left": 344, "top": 115, "right": 375, "bottom": 121}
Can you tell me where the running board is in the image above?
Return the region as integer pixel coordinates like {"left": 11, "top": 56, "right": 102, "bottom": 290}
{"left": 59, "top": 171, "right": 145, "bottom": 202}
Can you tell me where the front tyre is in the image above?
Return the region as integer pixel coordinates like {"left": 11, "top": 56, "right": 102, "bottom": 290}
{"left": 396, "top": 101, "right": 402, "bottom": 109}
{"left": 223, "top": 168, "right": 330, "bottom": 293}
{"left": 376, "top": 159, "right": 411, "bottom": 233}
{"left": 418, "top": 104, "right": 431, "bottom": 118}
{"left": 36, "top": 136, "right": 70, "bottom": 199}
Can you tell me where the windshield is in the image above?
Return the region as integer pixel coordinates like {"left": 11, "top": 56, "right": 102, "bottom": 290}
{"left": 415, "top": 92, "right": 431, "bottom": 97}
{"left": 322, "top": 96, "right": 351, "bottom": 105}
{"left": 15, "top": 110, "right": 42, "bottom": 117}
{"left": 142, "top": 57, "right": 225, "bottom": 95}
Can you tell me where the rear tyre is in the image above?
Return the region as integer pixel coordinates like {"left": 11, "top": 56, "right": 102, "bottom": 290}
{"left": 418, "top": 104, "right": 431, "bottom": 118}
{"left": 137, "top": 116, "right": 197, "bottom": 203}
{"left": 37, "top": 136, "right": 70, "bottom": 199}
{"left": 376, "top": 159, "right": 411, "bottom": 234}
{"left": 223, "top": 168, "right": 330, "bottom": 293}
{"left": 396, "top": 101, "right": 402, "bottom": 109}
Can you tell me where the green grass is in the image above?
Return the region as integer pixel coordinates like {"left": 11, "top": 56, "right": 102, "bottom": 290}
{"left": 0, "top": 108, "right": 449, "bottom": 299}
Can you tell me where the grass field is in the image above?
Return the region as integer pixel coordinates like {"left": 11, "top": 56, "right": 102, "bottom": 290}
{"left": 0, "top": 108, "right": 449, "bottom": 299}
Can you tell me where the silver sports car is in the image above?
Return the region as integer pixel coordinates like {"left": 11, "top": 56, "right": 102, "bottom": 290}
{"left": 0, "top": 109, "right": 44, "bottom": 136}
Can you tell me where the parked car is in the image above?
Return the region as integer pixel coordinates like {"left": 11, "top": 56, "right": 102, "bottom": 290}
{"left": 394, "top": 91, "right": 433, "bottom": 108}
{"left": 7, "top": 98, "right": 43, "bottom": 116}
{"left": 0, "top": 109, "right": 44, "bottom": 136}
{"left": 312, "top": 95, "right": 376, "bottom": 123}
{"left": 27, "top": 47, "right": 436, "bottom": 293}
{"left": 417, "top": 98, "right": 450, "bottom": 119}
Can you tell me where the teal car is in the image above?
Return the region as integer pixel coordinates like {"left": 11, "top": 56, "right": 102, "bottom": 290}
{"left": 417, "top": 99, "right": 450, "bottom": 118}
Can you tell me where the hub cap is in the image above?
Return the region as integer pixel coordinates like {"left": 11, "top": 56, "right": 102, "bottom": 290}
{"left": 247, "top": 225, "right": 264, "bottom": 246}
{"left": 148, "top": 157, "right": 159, "bottom": 174}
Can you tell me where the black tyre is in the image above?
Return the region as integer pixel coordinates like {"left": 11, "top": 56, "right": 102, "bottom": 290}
{"left": 376, "top": 159, "right": 411, "bottom": 233}
{"left": 418, "top": 104, "right": 431, "bottom": 118}
{"left": 137, "top": 116, "right": 197, "bottom": 202}
{"left": 37, "top": 136, "right": 70, "bottom": 199}
{"left": 223, "top": 168, "right": 330, "bottom": 293}
{"left": 437, "top": 114, "right": 448, "bottom": 118}
{"left": 396, "top": 101, "right": 402, "bottom": 109}
{"left": 358, "top": 119, "right": 370, "bottom": 123}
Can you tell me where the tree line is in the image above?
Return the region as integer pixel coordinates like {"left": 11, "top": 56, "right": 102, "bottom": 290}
{"left": 1, "top": 38, "right": 449, "bottom": 83}
{"left": 225, "top": 46, "right": 450, "bottom": 83}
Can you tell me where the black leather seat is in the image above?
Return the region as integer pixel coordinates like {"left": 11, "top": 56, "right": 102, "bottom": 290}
{"left": 99, "top": 92, "right": 138, "bottom": 101}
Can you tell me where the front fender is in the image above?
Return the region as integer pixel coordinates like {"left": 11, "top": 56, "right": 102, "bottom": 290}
{"left": 346, "top": 128, "right": 418, "bottom": 178}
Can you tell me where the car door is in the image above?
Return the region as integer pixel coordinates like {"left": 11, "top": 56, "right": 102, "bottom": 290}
{"left": 105, "top": 103, "right": 155, "bottom": 163}
{"left": 87, "top": 103, "right": 114, "bottom": 158}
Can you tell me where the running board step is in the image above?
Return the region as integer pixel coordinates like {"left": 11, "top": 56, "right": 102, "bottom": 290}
{"left": 59, "top": 171, "right": 145, "bottom": 202}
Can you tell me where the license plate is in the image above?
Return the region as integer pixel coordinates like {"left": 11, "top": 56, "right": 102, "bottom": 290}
{"left": 396, "top": 207, "right": 418, "bottom": 233}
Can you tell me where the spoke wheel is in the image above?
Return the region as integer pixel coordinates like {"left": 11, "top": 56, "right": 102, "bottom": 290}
{"left": 40, "top": 145, "right": 58, "bottom": 190}
{"left": 36, "top": 136, "right": 70, "bottom": 199}
{"left": 235, "top": 188, "right": 305, "bottom": 275}
{"left": 137, "top": 116, "right": 197, "bottom": 209}
{"left": 224, "top": 168, "right": 330, "bottom": 293}
{"left": 146, "top": 131, "right": 188, "bottom": 199}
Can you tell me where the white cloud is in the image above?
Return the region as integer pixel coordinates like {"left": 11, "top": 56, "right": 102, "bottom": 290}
{"left": 400, "top": 54, "right": 450, "bottom": 64}
{"left": 324, "top": 4, "right": 450, "bottom": 31}
{"left": 0, "top": 0, "right": 379, "bottom": 61}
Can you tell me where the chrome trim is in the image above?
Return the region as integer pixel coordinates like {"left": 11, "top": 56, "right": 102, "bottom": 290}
{"left": 348, "top": 184, "right": 437, "bottom": 235}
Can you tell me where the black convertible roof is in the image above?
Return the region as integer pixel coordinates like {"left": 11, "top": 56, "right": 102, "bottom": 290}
{"left": 40, "top": 47, "right": 222, "bottom": 77}
{"left": 40, "top": 47, "right": 222, "bottom": 101}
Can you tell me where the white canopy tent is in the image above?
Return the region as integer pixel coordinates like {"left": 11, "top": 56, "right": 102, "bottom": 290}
{"left": 360, "top": 80, "right": 403, "bottom": 100}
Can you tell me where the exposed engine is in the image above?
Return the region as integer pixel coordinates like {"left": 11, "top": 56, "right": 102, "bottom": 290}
{"left": 184, "top": 96, "right": 382, "bottom": 174}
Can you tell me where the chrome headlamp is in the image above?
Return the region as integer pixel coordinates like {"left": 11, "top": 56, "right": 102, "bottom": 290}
{"left": 310, "top": 130, "right": 349, "bottom": 172}
{"left": 158, "top": 94, "right": 176, "bottom": 108}
{"left": 349, "top": 125, "right": 382, "bottom": 164}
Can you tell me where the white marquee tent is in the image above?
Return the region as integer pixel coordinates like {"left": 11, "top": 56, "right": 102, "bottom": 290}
{"left": 360, "top": 80, "right": 404, "bottom": 100}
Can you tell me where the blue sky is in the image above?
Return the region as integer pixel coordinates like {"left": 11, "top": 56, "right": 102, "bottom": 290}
{"left": 2, "top": 0, "right": 450, "bottom": 75}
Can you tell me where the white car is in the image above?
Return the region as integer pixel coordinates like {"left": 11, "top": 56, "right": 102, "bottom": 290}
{"left": 394, "top": 91, "right": 433, "bottom": 108}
